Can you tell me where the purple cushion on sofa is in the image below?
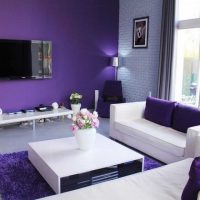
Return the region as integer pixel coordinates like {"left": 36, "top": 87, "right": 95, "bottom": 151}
{"left": 182, "top": 157, "right": 200, "bottom": 200}
{"left": 144, "top": 97, "right": 176, "bottom": 127}
{"left": 172, "top": 104, "right": 200, "bottom": 133}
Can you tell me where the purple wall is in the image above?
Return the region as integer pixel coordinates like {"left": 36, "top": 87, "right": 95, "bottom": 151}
{"left": 0, "top": 0, "right": 119, "bottom": 111}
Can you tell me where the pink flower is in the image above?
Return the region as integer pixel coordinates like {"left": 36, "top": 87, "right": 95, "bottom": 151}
{"left": 71, "top": 125, "right": 78, "bottom": 133}
{"left": 77, "top": 121, "right": 84, "bottom": 128}
{"left": 70, "top": 109, "right": 100, "bottom": 132}
{"left": 94, "top": 120, "right": 99, "bottom": 128}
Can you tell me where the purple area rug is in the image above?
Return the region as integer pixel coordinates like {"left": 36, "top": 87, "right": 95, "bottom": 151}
{"left": 0, "top": 151, "right": 163, "bottom": 200}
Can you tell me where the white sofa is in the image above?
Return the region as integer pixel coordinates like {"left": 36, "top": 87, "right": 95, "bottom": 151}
{"left": 110, "top": 102, "right": 200, "bottom": 163}
{"left": 39, "top": 158, "right": 193, "bottom": 200}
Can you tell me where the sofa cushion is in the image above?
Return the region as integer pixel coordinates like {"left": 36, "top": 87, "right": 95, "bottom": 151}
{"left": 115, "top": 118, "right": 186, "bottom": 157}
{"left": 182, "top": 157, "right": 200, "bottom": 200}
{"left": 144, "top": 97, "right": 176, "bottom": 127}
{"left": 172, "top": 104, "right": 200, "bottom": 133}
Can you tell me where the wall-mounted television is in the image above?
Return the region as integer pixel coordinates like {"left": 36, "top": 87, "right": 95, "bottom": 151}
{"left": 0, "top": 39, "right": 52, "bottom": 80}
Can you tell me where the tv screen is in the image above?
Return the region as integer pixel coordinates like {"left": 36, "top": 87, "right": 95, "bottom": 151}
{"left": 0, "top": 39, "right": 52, "bottom": 79}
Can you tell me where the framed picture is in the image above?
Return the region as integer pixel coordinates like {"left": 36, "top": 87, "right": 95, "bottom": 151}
{"left": 132, "top": 16, "right": 149, "bottom": 48}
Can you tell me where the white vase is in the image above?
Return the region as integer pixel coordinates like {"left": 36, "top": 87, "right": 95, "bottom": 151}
{"left": 71, "top": 103, "right": 81, "bottom": 115}
{"left": 75, "top": 128, "right": 96, "bottom": 151}
{"left": 52, "top": 102, "right": 59, "bottom": 110}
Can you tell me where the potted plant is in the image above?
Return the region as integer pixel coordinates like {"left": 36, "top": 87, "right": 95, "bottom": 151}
{"left": 70, "top": 92, "right": 82, "bottom": 115}
{"left": 71, "top": 109, "right": 99, "bottom": 151}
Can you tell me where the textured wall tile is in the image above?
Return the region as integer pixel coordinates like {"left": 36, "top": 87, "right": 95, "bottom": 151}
{"left": 118, "top": 0, "right": 163, "bottom": 102}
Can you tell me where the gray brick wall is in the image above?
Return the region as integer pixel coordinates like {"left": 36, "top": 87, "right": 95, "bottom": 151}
{"left": 118, "top": 0, "right": 163, "bottom": 102}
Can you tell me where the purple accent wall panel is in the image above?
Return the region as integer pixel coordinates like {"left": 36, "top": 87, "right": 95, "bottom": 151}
{"left": 0, "top": 0, "right": 119, "bottom": 111}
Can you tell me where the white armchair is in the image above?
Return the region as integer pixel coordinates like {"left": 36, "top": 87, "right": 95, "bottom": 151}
{"left": 110, "top": 101, "right": 200, "bottom": 163}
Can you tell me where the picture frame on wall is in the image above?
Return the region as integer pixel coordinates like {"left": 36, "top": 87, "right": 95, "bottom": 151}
{"left": 132, "top": 16, "right": 149, "bottom": 48}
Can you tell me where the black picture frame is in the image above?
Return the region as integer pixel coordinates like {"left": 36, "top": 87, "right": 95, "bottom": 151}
{"left": 132, "top": 16, "right": 149, "bottom": 48}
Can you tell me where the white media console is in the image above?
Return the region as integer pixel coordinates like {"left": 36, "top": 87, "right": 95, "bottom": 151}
{"left": 0, "top": 107, "right": 73, "bottom": 132}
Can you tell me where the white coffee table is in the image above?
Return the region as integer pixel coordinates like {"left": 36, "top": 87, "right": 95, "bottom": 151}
{"left": 28, "top": 134, "right": 144, "bottom": 194}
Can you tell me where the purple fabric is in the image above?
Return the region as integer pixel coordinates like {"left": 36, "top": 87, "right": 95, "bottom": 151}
{"left": 182, "top": 157, "right": 200, "bottom": 200}
{"left": 172, "top": 103, "right": 200, "bottom": 133}
{"left": 97, "top": 97, "right": 126, "bottom": 118}
{"left": 144, "top": 97, "right": 176, "bottom": 127}
{"left": 144, "top": 156, "right": 163, "bottom": 171}
{"left": 0, "top": 151, "right": 54, "bottom": 200}
{"left": 96, "top": 98, "right": 112, "bottom": 118}
{"left": 0, "top": 151, "right": 163, "bottom": 200}
{"left": 97, "top": 80, "right": 125, "bottom": 118}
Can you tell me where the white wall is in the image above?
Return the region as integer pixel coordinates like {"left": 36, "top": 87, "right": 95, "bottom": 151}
{"left": 118, "top": 0, "right": 163, "bottom": 102}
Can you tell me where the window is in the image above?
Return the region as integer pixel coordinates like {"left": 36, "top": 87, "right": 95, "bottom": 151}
{"left": 172, "top": 0, "right": 200, "bottom": 106}
{"left": 178, "top": 0, "right": 200, "bottom": 20}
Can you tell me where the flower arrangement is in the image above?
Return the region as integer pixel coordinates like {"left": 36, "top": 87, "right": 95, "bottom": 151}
{"left": 70, "top": 92, "right": 83, "bottom": 104}
{"left": 71, "top": 109, "right": 99, "bottom": 133}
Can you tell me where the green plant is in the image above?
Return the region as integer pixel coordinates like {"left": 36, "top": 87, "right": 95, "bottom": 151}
{"left": 70, "top": 92, "right": 82, "bottom": 104}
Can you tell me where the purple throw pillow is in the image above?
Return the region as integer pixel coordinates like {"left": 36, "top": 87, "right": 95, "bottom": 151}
{"left": 182, "top": 157, "right": 200, "bottom": 200}
{"left": 144, "top": 97, "right": 176, "bottom": 127}
{"left": 172, "top": 104, "right": 200, "bottom": 133}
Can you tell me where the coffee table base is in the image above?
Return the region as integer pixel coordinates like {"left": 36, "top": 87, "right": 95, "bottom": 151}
{"left": 60, "top": 160, "right": 142, "bottom": 193}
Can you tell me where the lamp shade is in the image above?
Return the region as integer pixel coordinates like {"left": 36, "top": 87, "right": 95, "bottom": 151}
{"left": 111, "top": 57, "right": 119, "bottom": 67}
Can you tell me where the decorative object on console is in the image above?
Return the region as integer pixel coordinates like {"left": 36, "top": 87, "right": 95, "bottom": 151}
{"left": 51, "top": 102, "right": 59, "bottom": 110}
{"left": 97, "top": 80, "right": 126, "bottom": 118}
{"left": 182, "top": 157, "right": 200, "bottom": 200}
{"left": 70, "top": 92, "right": 82, "bottom": 115}
{"left": 0, "top": 108, "right": 2, "bottom": 115}
{"left": 71, "top": 109, "right": 99, "bottom": 151}
{"left": 35, "top": 105, "right": 53, "bottom": 112}
{"left": 21, "top": 109, "right": 35, "bottom": 113}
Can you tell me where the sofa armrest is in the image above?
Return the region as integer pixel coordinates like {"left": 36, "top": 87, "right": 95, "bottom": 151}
{"left": 109, "top": 101, "right": 145, "bottom": 138}
{"left": 110, "top": 101, "right": 145, "bottom": 122}
{"left": 185, "top": 125, "right": 200, "bottom": 158}
{"left": 198, "top": 191, "right": 200, "bottom": 200}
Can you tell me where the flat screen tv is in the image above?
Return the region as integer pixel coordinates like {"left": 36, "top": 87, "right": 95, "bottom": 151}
{"left": 0, "top": 39, "right": 52, "bottom": 79}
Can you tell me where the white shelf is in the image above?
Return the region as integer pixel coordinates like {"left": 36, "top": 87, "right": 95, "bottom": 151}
{"left": 0, "top": 107, "right": 73, "bottom": 131}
